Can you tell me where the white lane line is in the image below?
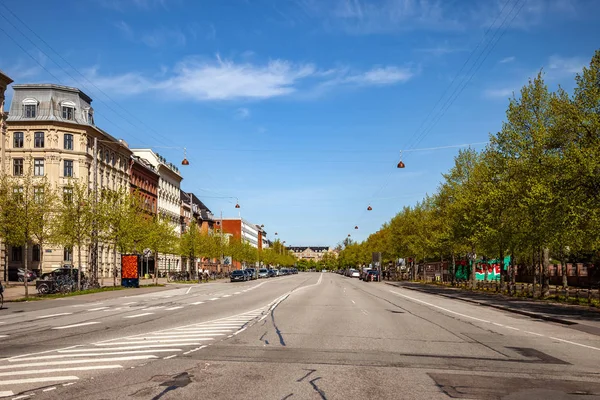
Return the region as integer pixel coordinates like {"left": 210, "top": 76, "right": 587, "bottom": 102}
{"left": 97, "top": 340, "right": 210, "bottom": 346}
{"left": 124, "top": 337, "right": 212, "bottom": 343}
{"left": 72, "top": 303, "right": 103, "bottom": 308}
{"left": 0, "top": 365, "right": 121, "bottom": 377}
{"left": 524, "top": 331, "right": 544, "bottom": 337}
{"left": 233, "top": 327, "right": 247, "bottom": 336}
{"left": 549, "top": 336, "right": 600, "bottom": 351}
{"left": 104, "top": 307, "right": 123, "bottom": 311}
{"left": 391, "top": 289, "right": 600, "bottom": 351}
{"left": 186, "top": 287, "right": 192, "bottom": 295}
{"left": 234, "top": 292, "right": 241, "bottom": 295}
{"left": 361, "top": 310, "right": 368, "bottom": 315}
{"left": 222, "top": 294, "right": 231, "bottom": 298}
{"left": 19, "top": 350, "right": 181, "bottom": 359}
{"left": 163, "top": 355, "right": 178, "bottom": 360}
{"left": 80, "top": 344, "right": 189, "bottom": 350}
{"left": 63, "top": 382, "right": 75, "bottom": 386}
{"left": 36, "top": 313, "right": 73, "bottom": 319}
{"left": 209, "top": 298, "right": 219, "bottom": 301}
{"left": 0, "top": 335, "right": 7, "bottom": 338}
{"left": 122, "top": 302, "right": 137, "bottom": 305}
{"left": 142, "top": 306, "right": 164, "bottom": 311}
{"left": 43, "top": 387, "right": 57, "bottom": 392}
{"left": 11, "top": 395, "right": 29, "bottom": 400}
{"left": 191, "top": 301, "right": 204, "bottom": 305}
{"left": 123, "top": 313, "right": 154, "bottom": 319}
{"left": 87, "top": 307, "right": 110, "bottom": 311}
{"left": 390, "top": 290, "right": 491, "bottom": 323}
{"left": 52, "top": 322, "right": 100, "bottom": 330}
{"left": 3, "top": 356, "right": 156, "bottom": 368}
{"left": 351, "top": 300, "right": 355, "bottom": 304}
{"left": 138, "top": 334, "right": 224, "bottom": 338}
{"left": 183, "top": 345, "right": 207, "bottom": 355}
{"left": 165, "top": 306, "right": 183, "bottom": 311}
{"left": 0, "top": 391, "right": 13, "bottom": 397}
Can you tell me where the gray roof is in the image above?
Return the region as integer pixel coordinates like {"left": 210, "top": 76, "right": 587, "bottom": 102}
{"left": 7, "top": 83, "right": 94, "bottom": 125}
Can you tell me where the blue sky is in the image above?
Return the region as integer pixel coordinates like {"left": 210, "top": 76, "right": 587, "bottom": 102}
{"left": 1, "top": 0, "right": 599, "bottom": 247}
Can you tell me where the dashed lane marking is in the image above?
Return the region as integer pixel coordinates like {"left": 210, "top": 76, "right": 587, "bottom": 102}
{"left": 52, "top": 322, "right": 100, "bottom": 330}
{"left": 36, "top": 313, "right": 73, "bottom": 319}
{"left": 123, "top": 313, "right": 154, "bottom": 319}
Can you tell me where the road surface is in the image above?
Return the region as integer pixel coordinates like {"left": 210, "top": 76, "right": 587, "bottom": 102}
{"left": 1, "top": 273, "right": 599, "bottom": 399}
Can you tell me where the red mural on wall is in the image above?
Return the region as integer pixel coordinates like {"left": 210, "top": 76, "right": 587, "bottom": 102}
{"left": 121, "top": 255, "right": 139, "bottom": 279}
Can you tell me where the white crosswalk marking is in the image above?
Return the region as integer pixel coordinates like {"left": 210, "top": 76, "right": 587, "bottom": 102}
{"left": 0, "top": 306, "right": 269, "bottom": 397}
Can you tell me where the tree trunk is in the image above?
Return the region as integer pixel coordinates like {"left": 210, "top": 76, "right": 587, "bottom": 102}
{"left": 499, "top": 247, "right": 505, "bottom": 293}
{"left": 113, "top": 246, "right": 117, "bottom": 287}
{"left": 451, "top": 253, "right": 456, "bottom": 286}
{"left": 154, "top": 252, "right": 160, "bottom": 285}
{"left": 77, "top": 242, "right": 81, "bottom": 291}
{"left": 24, "top": 241, "right": 29, "bottom": 298}
{"left": 470, "top": 249, "right": 476, "bottom": 290}
{"left": 542, "top": 247, "right": 550, "bottom": 298}
{"left": 561, "top": 249, "right": 568, "bottom": 289}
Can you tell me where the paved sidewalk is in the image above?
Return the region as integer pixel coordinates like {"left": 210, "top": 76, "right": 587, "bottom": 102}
{"left": 386, "top": 281, "right": 600, "bottom": 336}
{"left": 1, "top": 277, "right": 227, "bottom": 301}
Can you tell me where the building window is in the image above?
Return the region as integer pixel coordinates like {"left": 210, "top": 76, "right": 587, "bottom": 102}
{"left": 32, "top": 245, "right": 41, "bottom": 262}
{"left": 34, "top": 131, "right": 45, "bottom": 148}
{"left": 63, "top": 187, "right": 73, "bottom": 203}
{"left": 64, "top": 134, "right": 73, "bottom": 150}
{"left": 24, "top": 104, "right": 37, "bottom": 118}
{"left": 13, "top": 132, "right": 24, "bottom": 148}
{"left": 62, "top": 106, "right": 74, "bottom": 120}
{"left": 105, "top": 150, "right": 110, "bottom": 164}
{"left": 34, "top": 187, "right": 44, "bottom": 203}
{"left": 13, "top": 158, "right": 23, "bottom": 176}
{"left": 64, "top": 160, "right": 74, "bottom": 177}
{"left": 111, "top": 152, "right": 115, "bottom": 166}
{"left": 34, "top": 158, "right": 44, "bottom": 176}
{"left": 11, "top": 246, "right": 22, "bottom": 262}
{"left": 64, "top": 247, "right": 73, "bottom": 262}
{"left": 13, "top": 187, "right": 24, "bottom": 202}
{"left": 87, "top": 111, "right": 94, "bottom": 124}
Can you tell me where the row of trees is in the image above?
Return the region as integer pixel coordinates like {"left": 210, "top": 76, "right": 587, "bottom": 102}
{"left": 0, "top": 172, "right": 297, "bottom": 296}
{"left": 338, "top": 49, "right": 600, "bottom": 297}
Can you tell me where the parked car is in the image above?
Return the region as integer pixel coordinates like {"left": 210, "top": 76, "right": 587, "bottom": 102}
{"left": 17, "top": 268, "right": 37, "bottom": 282}
{"left": 365, "top": 269, "right": 380, "bottom": 282}
{"left": 40, "top": 267, "right": 80, "bottom": 280}
{"left": 349, "top": 269, "right": 360, "bottom": 278}
{"left": 258, "top": 268, "right": 269, "bottom": 278}
{"left": 267, "top": 269, "right": 277, "bottom": 278}
{"left": 230, "top": 270, "right": 247, "bottom": 282}
{"left": 281, "top": 268, "right": 290, "bottom": 275}
{"left": 245, "top": 268, "right": 257, "bottom": 280}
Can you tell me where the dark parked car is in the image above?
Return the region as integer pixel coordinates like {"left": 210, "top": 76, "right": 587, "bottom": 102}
{"left": 365, "top": 270, "right": 380, "bottom": 282}
{"left": 40, "top": 267, "right": 81, "bottom": 280}
{"left": 230, "top": 270, "right": 247, "bottom": 282}
{"left": 246, "top": 268, "right": 257, "bottom": 280}
{"left": 268, "top": 269, "right": 277, "bottom": 278}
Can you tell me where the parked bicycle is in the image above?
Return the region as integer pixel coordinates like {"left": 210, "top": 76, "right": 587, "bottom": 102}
{"left": 167, "top": 271, "right": 190, "bottom": 282}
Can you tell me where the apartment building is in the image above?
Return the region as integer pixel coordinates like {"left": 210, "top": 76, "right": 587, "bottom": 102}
{"left": 287, "top": 246, "right": 336, "bottom": 261}
{"left": 129, "top": 155, "right": 159, "bottom": 216}
{"left": 2, "top": 83, "right": 132, "bottom": 277}
{"left": 131, "top": 149, "right": 183, "bottom": 272}
{"left": 221, "top": 218, "right": 263, "bottom": 249}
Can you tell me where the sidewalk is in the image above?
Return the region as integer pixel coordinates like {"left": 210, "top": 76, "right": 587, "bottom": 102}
{"left": 386, "top": 281, "right": 600, "bottom": 336}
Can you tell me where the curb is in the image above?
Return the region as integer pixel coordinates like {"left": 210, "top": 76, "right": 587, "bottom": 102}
{"left": 385, "top": 282, "right": 577, "bottom": 326}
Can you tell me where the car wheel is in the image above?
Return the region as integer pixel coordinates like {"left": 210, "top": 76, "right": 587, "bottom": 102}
{"left": 37, "top": 283, "right": 50, "bottom": 295}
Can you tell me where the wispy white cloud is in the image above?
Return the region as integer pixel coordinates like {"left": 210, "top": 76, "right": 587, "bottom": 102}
{"left": 545, "top": 54, "right": 586, "bottom": 79}
{"left": 499, "top": 56, "right": 515, "bottom": 64}
{"left": 483, "top": 87, "right": 514, "bottom": 99}
{"left": 113, "top": 21, "right": 187, "bottom": 48}
{"left": 295, "top": 0, "right": 592, "bottom": 35}
{"left": 87, "top": 55, "right": 416, "bottom": 101}
{"left": 235, "top": 107, "right": 250, "bottom": 119}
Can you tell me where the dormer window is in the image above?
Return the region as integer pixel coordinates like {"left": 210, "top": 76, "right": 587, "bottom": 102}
{"left": 84, "top": 107, "right": 94, "bottom": 125}
{"left": 61, "top": 101, "right": 76, "bottom": 120}
{"left": 22, "top": 98, "right": 38, "bottom": 118}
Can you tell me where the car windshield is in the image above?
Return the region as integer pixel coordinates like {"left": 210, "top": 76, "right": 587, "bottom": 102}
{"left": 2, "top": 4, "right": 598, "bottom": 399}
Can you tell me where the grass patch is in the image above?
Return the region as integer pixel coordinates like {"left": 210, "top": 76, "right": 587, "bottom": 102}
{"left": 6, "top": 284, "right": 164, "bottom": 302}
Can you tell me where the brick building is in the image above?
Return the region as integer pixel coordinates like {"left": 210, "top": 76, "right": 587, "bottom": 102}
{"left": 129, "top": 155, "right": 159, "bottom": 216}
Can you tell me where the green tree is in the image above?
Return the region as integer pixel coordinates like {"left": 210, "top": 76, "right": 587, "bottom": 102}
{"left": 54, "top": 181, "right": 94, "bottom": 291}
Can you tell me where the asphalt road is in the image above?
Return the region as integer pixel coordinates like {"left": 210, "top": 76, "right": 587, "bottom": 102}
{"left": 1, "top": 273, "right": 600, "bottom": 400}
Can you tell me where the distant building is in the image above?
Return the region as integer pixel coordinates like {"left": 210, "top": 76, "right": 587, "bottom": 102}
{"left": 131, "top": 149, "right": 183, "bottom": 272}
{"left": 129, "top": 155, "right": 159, "bottom": 216}
{"left": 220, "top": 218, "right": 263, "bottom": 249}
{"left": 287, "top": 246, "right": 336, "bottom": 261}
